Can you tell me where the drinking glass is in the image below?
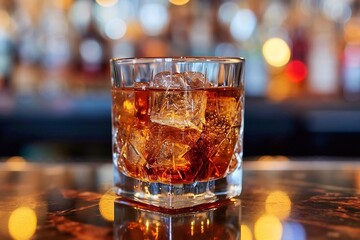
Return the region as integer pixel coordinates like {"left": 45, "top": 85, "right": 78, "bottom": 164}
{"left": 111, "top": 57, "right": 245, "bottom": 209}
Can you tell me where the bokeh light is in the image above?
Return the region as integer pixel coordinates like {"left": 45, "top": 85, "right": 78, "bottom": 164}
{"left": 343, "top": 44, "right": 360, "bottom": 99}
{"left": 230, "top": 9, "right": 257, "bottom": 41}
{"left": 68, "top": 0, "right": 92, "bottom": 33}
{"left": 6, "top": 156, "right": 26, "bottom": 163}
{"left": 96, "top": 0, "right": 118, "bottom": 7}
{"left": 344, "top": 44, "right": 360, "bottom": 67}
{"left": 114, "top": 0, "right": 137, "bottom": 21}
{"left": 321, "top": 0, "right": 352, "bottom": 23}
{"left": 282, "top": 222, "right": 306, "bottom": 240}
{"left": 285, "top": 60, "right": 308, "bottom": 83}
{"left": 80, "top": 39, "right": 103, "bottom": 65}
{"left": 267, "top": 75, "right": 293, "bottom": 101}
{"left": 139, "top": 3, "right": 169, "bottom": 36}
{"left": 258, "top": 155, "right": 289, "bottom": 161}
{"left": 104, "top": 18, "right": 127, "bottom": 40}
{"left": 241, "top": 224, "right": 253, "bottom": 240}
{"left": 0, "top": 9, "right": 11, "bottom": 30}
{"left": 8, "top": 207, "right": 37, "bottom": 240}
{"left": 344, "top": 18, "right": 360, "bottom": 44}
{"left": 94, "top": 0, "right": 136, "bottom": 29}
{"left": 263, "top": 1, "right": 288, "bottom": 26}
{"left": 265, "top": 191, "right": 292, "bottom": 220}
{"left": 93, "top": 1, "right": 122, "bottom": 31}
{"left": 307, "top": 33, "right": 338, "bottom": 94}
{"left": 254, "top": 214, "right": 283, "bottom": 240}
{"left": 263, "top": 38, "right": 291, "bottom": 67}
{"left": 99, "top": 192, "right": 117, "bottom": 221}
{"left": 169, "top": 0, "right": 190, "bottom": 6}
{"left": 54, "top": 0, "right": 74, "bottom": 10}
{"left": 218, "top": 2, "right": 239, "bottom": 25}
{"left": 6, "top": 156, "right": 27, "bottom": 171}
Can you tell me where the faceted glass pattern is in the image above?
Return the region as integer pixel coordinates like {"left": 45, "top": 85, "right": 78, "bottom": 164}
{"left": 111, "top": 57, "right": 245, "bottom": 209}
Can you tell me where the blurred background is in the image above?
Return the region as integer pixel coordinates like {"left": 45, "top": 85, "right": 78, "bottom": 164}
{"left": 0, "top": 0, "right": 360, "bottom": 162}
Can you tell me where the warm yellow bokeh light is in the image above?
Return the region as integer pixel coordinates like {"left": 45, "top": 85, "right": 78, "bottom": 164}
{"left": 262, "top": 38, "right": 291, "bottom": 67}
{"left": 99, "top": 193, "right": 117, "bottom": 221}
{"left": 254, "top": 214, "right": 282, "bottom": 240}
{"left": 258, "top": 155, "right": 289, "bottom": 161}
{"left": 241, "top": 224, "right": 253, "bottom": 240}
{"left": 265, "top": 191, "right": 292, "bottom": 220}
{"left": 169, "top": 0, "right": 190, "bottom": 6}
{"left": 96, "top": 0, "right": 118, "bottom": 7}
{"left": 0, "top": 9, "right": 11, "bottom": 30}
{"left": 257, "top": 155, "right": 275, "bottom": 161}
{"left": 6, "top": 156, "right": 27, "bottom": 171}
{"left": 54, "top": 0, "right": 73, "bottom": 10}
{"left": 267, "top": 75, "right": 294, "bottom": 101}
{"left": 6, "top": 156, "right": 26, "bottom": 163}
{"left": 8, "top": 207, "right": 37, "bottom": 240}
{"left": 344, "top": 19, "right": 360, "bottom": 44}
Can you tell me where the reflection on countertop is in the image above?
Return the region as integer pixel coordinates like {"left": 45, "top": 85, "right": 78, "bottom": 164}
{"left": 0, "top": 159, "right": 359, "bottom": 239}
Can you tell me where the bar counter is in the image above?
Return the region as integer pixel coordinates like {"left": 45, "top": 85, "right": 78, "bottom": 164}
{"left": 0, "top": 159, "right": 359, "bottom": 239}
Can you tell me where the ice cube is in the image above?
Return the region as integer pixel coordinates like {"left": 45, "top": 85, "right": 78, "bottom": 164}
{"left": 150, "top": 90, "right": 206, "bottom": 130}
{"left": 151, "top": 71, "right": 189, "bottom": 89}
{"left": 150, "top": 71, "right": 208, "bottom": 130}
{"left": 183, "top": 71, "right": 208, "bottom": 89}
{"left": 148, "top": 141, "right": 191, "bottom": 183}
{"left": 150, "top": 141, "right": 190, "bottom": 168}
{"left": 164, "top": 125, "right": 202, "bottom": 148}
{"left": 128, "top": 127, "right": 151, "bottom": 161}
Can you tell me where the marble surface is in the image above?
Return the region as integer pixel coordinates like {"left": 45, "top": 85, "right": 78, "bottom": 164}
{"left": 0, "top": 160, "right": 359, "bottom": 239}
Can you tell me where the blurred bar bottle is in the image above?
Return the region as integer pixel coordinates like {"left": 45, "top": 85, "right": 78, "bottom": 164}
{"left": 342, "top": 2, "right": 360, "bottom": 101}
{"left": 307, "top": 2, "right": 339, "bottom": 96}
{"left": 287, "top": 0, "right": 309, "bottom": 95}
{"left": 78, "top": 19, "right": 107, "bottom": 76}
{"left": 0, "top": 27, "right": 13, "bottom": 90}
{"left": 0, "top": 3, "right": 14, "bottom": 90}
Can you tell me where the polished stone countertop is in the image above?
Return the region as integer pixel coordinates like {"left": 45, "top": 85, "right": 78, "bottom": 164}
{"left": 0, "top": 160, "right": 359, "bottom": 239}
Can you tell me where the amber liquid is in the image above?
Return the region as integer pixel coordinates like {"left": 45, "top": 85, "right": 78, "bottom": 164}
{"left": 112, "top": 87, "right": 243, "bottom": 184}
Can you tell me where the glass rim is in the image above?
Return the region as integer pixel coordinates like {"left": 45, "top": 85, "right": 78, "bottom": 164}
{"left": 110, "top": 56, "right": 245, "bottom": 65}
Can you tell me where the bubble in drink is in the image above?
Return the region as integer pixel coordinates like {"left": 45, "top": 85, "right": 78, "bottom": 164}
{"left": 112, "top": 71, "right": 243, "bottom": 184}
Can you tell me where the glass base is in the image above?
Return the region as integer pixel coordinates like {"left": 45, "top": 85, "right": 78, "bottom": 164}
{"left": 113, "top": 164, "right": 242, "bottom": 209}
